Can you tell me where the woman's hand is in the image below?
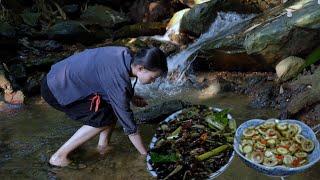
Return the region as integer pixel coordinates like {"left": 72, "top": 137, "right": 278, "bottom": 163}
{"left": 131, "top": 95, "right": 148, "bottom": 107}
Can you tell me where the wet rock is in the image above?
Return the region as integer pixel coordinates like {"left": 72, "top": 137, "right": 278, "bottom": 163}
{"left": 275, "top": 56, "right": 305, "bottom": 82}
{"left": 134, "top": 100, "right": 191, "bottom": 124}
{"left": 47, "top": 21, "right": 89, "bottom": 43}
{"left": 80, "top": 5, "right": 129, "bottom": 28}
{"left": 242, "top": 0, "right": 320, "bottom": 65}
{"left": 180, "top": 1, "right": 217, "bottom": 37}
{"left": 197, "top": 0, "right": 320, "bottom": 72}
{"left": 113, "top": 22, "right": 167, "bottom": 39}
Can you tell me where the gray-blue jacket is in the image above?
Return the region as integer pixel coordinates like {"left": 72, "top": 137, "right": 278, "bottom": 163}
{"left": 46, "top": 46, "right": 137, "bottom": 135}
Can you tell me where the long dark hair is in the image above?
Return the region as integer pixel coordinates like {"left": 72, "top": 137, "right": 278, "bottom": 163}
{"left": 132, "top": 47, "right": 168, "bottom": 76}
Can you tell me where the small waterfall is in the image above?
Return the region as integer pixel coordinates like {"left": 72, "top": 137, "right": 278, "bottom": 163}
{"left": 135, "top": 12, "right": 255, "bottom": 97}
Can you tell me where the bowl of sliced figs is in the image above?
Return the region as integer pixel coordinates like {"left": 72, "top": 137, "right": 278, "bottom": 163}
{"left": 234, "top": 119, "right": 320, "bottom": 177}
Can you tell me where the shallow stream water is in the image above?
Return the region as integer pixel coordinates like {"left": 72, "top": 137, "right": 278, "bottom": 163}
{"left": 0, "top": 91, "right": 319, "bottom": 179}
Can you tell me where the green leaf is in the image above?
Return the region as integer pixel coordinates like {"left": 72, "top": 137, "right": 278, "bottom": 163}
{"left": 213, "top": 109, "right": 230, "bottom": 126}
{"left": 150, "top": 152, "right": 179, "bottom": 163}
{"left": 304, "top": 47, "right": 320, "bottom": 68}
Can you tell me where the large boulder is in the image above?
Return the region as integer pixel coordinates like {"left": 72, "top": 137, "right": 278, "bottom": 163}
{"left": 195, "top": 0, "right": 320, "bottom": 71}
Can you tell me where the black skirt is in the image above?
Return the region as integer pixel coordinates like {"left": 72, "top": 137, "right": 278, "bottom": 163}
{"left": 40, "top": 75, "right": 117, "bottom": 127}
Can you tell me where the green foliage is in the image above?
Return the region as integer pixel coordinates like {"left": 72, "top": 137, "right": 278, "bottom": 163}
{"left": 150, "top": 152, "right": 179, "bottom": 163}
{"left": 207, "top": 109, "right": 230, "bottom": 126}
{"left": 304, "top": 47, "right": 320, "bottom": 68}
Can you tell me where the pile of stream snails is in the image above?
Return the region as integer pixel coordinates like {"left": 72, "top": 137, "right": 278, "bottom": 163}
{"left": 239, "top": 119, "right": 315, "bottom": 167}
{"left": 149, "top": 105, "right": 236, "bottom": 180}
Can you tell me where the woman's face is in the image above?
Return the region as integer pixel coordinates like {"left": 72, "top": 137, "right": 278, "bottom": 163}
{"left": 136, "top": 67, "right": 162, "bottom": 84}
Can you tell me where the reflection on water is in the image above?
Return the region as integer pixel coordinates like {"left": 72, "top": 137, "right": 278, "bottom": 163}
{"left": 0, "top": 92, "right": 319, "bottom": 179}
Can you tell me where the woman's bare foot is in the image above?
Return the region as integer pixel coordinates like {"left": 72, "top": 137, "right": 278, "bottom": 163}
{"left": 96, "top": 145, "right": 113, "bottom": 155}
{"left": 49, "top": 153, "right": 71, "bottom": 167}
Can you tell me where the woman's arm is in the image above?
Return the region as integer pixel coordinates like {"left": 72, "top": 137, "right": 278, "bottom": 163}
{"left": 128, "top": 133, "right": 147, "bottom": 155}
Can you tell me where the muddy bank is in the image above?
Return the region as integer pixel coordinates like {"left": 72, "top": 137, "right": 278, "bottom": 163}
{"left": 195, "top": 64, "right": 320, "bottom": 127}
